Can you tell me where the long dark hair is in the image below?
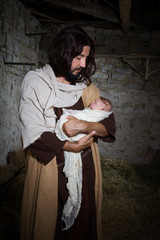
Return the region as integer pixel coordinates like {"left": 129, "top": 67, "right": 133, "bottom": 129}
{"left": 48, "top": 26, "right": 96, "bottom": 85}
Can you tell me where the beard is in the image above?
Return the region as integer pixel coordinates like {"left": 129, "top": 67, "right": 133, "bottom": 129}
{"left": 65, "top": 68, "right": 84, "bottom": 85}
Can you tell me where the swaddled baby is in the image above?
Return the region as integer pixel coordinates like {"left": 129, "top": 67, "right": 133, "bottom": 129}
{"left": 55, "top": 97, "right": 112, "bottom": 230}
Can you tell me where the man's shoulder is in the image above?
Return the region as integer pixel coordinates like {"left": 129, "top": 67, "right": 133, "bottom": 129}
{"left": 22, "top": 65, "right": 52, "bottom": 88}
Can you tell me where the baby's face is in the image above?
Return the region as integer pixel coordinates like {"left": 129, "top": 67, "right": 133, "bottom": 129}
{"left": 89, "top": 98, "right": 106, "bottom": 110}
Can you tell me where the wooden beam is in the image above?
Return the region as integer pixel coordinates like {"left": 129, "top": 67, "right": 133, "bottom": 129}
{"left": 144, "top": 57, "right": 149, "bottom": 80}
{"left": 30, "top": 8, "right": 114, "bottom": 28}
{"left": 95, "top": 54, "right": 160, "bottom": 80}
{"left": 103, "top": 0, "right": 149, "bottom": 31}
{"left": 148, "top": 68, "right": 160, "bottom": 76}
{"left": 25, "top": 32, "right": 47, "bottom": 36}
{"left": 95, "top": 54, "right": 160, "bottom": 59}
{"left": 104, "top": 0, "right": 119, "bottom": 13}
{"left": 123, "top": 58, "right": 144, "bottom": 77}
{"left": 43, "top": 0, "right": 120, "bottom": 24}
{"left": 4, "top": 62, "right": 36, "bottom": 65}
{"left": 29, "top": 8, "right": 58, "bottom": 21}
{"left": 28, "top": 8, "right": 121, "bottom": 29}
{"left": 119, "top": 0, "right": 131, "bottom": 33}
{"left": 29, "top": 8, "right": 120, "bottom": 28}
{"left": 38, "top": 19, "right": 118, "bottom": 28}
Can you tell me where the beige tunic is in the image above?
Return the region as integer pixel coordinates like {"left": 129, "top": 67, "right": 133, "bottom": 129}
{"left": 20, "top": 83, "right": 102, "bottom": 240}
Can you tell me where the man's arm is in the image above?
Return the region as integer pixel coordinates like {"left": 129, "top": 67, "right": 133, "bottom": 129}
{"left": 63, "top": 115, "right": 108, "bottom": 138}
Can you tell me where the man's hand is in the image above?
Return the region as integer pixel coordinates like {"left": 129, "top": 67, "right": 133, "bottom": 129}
{"left": 63, "top": 115, "right": 108, "bottom": 137}
{"left": 62, "top": 131, "right": 96, "bottom": 153}
{"left": 63, "top": 115, "right": 86, "bottom": 137}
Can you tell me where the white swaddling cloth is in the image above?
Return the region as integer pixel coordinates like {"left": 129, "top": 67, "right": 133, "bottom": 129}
{"left": 55, "top": 107, "right": 112, "bottom": 230}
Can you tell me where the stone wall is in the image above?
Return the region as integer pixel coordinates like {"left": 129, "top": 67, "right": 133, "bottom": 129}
{"left": 93, "top": 57, "right": 160, "bottom": 163}
{"left": 0, "top": 0, "right": 160, "bottom": 165}
{"left": 0, "top": 0, "right": 41, "bottom": 165}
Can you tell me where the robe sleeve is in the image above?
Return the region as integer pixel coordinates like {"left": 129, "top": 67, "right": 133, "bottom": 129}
{"left": 29, "top": 132, "right": 66, "bottom": 165}
{"left": 98, "top": 113, "right": 116, "bottom": 143}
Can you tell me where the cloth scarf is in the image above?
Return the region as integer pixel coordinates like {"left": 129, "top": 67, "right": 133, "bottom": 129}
{"left": 19, "top": 64, "right": 86, "bottom": 149}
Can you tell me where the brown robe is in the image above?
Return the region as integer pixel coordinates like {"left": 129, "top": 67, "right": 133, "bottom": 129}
{"left": 20, "top": 83, "right": 116, "bottom": 240}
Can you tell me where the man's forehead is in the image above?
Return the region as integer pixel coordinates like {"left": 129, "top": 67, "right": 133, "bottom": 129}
{"left": 79, "top": 46, "right": 90, "bottom": 57}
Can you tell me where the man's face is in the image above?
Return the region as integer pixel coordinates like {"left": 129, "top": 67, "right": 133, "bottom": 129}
{"left": 66, "top": 46, "right": 90, "bottom": 84}
{"left": 71, "top": 46, "right": 90, "bottom": 75}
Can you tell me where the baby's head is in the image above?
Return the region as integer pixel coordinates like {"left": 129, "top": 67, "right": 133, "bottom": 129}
{"left": 89, "top": 97, "right": 112, "bottom": 112}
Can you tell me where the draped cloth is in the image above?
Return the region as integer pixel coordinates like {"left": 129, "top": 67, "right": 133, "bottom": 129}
{"left": 20, "top": 83, "right": 102, "bottom": 240}
{"left": 55, "top": 108, "right": 112, "bottom": 230}
{"left": 19, "top": 64, "right": 86, "bottom": 149}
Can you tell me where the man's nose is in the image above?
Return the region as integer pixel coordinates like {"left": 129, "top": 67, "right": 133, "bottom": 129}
{"left": 80, "top": 58, "right": 86, "bottom": 68}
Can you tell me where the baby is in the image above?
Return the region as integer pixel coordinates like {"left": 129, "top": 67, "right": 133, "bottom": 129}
{"left": 58, "top": 97, "right": 112, "bottom": 142}
{"left": 55, "top": 97, "right": 113, "bottom": 230}
{"left": 89, "top": 96, "right": 112, "bottom": 112}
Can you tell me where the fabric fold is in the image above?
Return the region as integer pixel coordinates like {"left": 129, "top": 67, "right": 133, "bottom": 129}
{"left": 19, "top": 64, "right": 86, "bottom": 149}
{"left": 55, "top": 108, "right": 112, "bottom": 230}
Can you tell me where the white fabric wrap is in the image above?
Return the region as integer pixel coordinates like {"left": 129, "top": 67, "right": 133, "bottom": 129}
{"left": 19, "top": 64, "right": 86, "bottom": 149}
{"left": 55, "top": 108, "right": 112, "bottom": 230}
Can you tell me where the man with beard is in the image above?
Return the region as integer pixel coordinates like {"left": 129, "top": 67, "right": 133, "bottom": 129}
{"left": 19, "top": 26, "right": 116, "bottom": 240}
